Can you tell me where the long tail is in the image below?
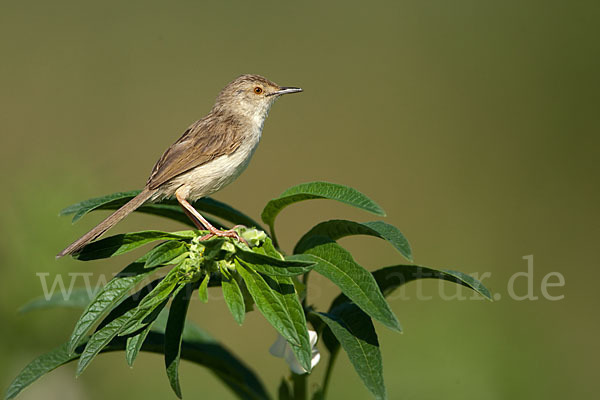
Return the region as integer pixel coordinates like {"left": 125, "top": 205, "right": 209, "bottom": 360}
{"left": 56, "top": 188, "right": 157, "bottom": 258}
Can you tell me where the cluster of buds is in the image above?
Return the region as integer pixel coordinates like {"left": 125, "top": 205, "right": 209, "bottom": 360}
{"left": 178, "top": 227, "right": 268, "bottom": 282}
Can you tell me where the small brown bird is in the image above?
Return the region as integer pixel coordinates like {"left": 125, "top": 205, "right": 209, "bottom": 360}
{"left": 57, "top": 74, "right": 302, "bottom": 258}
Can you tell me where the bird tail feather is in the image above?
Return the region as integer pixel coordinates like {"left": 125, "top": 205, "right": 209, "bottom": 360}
{"left": 56, "top": 188, "right": 156, "bottom": 258}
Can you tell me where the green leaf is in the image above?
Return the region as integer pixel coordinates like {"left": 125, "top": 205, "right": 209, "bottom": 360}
{"left": 60, "top": 190, "right": 263, "bottom": 230}
{"left": 60, "top": 190, "right": 143, "bottom": 223}
{"left": 76, "top": 280, "right": 159, "bottom": 375}
{"left": 119, "top": 267, "right": 182, "bottom": 335}
{"left": 126, "top": 307, "right": 174, "bottom": 367}
{"left": 74, "top": 230, "right": 196, "bottom": 261}
{"left": 125, "top": 322, "right": 153, "bottom": 367}
{"left": 222, "top": 271, "right": 246, "bottom": 325}
{"left": 68, "top": 258, "right": 157, "bottom": 353}
{"left": 165, "top": 283, "right": 194, "bottom": 399}
{"left": 236, "top": 260, "right": 312, "bottom": 372}
{"left": 331, "top": 264, "right": 492, "bottom": 311}
{"left": 145, "top": 240, "right": 189, "bottom": 269}
{"left": 19, "top": 288, "right": 94, "bottom": 313}
{"left": 261, "top": 182, "right": 386, "bottom": 244}
{"left": 5, "top": 341, "right": 81, "bottom": 400}
{"left": 307, "top": 311, "right": 340, "bottom": 355}
{"left": 313, "top": 303, "right": 386, "bottom": 400}
{"left": 255, "top": 237, "right": 284, "bottom": 259}
{"left": 290, "top": 237, "right": 401, "bottom": 332}
{"left": 235, "top": 262, "right": 299, "bottom": 346}
{"left": 294, "top": 220, "right": 412, "bottom": 262}
{"left": 6, "top": 330, "right": 270, "bottom": 400}
{"left": 198, "top": 274, "right": 210, "bottom": 303}
{"left": 235, "top": 248, "right": 315, "bottom": 277}
{"left": 373, "top": 265, "right": 492, "bottom": 300}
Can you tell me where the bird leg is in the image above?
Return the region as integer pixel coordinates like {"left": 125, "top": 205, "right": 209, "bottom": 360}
{"left": 175, "top": 191, "right": 246, "bottom": 244}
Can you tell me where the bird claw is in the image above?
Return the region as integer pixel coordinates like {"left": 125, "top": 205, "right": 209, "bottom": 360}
{"left": 200, "top": 228, "right": 248, "bottom": 245}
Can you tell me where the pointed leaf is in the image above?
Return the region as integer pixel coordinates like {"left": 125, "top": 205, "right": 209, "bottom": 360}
{"left": 255, "top": 237, "right": 284, "bottom": 259}
{"left": 5, "top": 341, "right": 81, "bottom": 400}
{"left": 77, "top": 312, "right": 132, "bottom": 376}
{"left": 236, "top": 260, "right": 312, "bottom": 372}
{"left": 331, "top": 264, "right": 492, "bottom": 311}
{"left": 197, "top": 274, "right": 210, "bottom": 303}
{"left": 119, "top": 267, "right": 182, "bottom": 335}
{"left": 6, "top": 330, "right": 270, "bottom": 400}
{"left": 145, "top": 240, "right": 189, "bottom": 268}
{"left": 294, "top": 220, "right": 412, "bottom": 261}
{"left": 261, "top": 182, "right": 385, "bottom": 241}
{"left": 290, "top": 237, "right": 401, "bottom": 332}
{"left": 75, "top": 280, "right": 159, "bottom": 375}
{"left": 60, "top": 190, "right": 142, "bottom": 223}
{"left": 235, "top": 262, "right": 299, "bottom": 346}
{"left": 125, "top": 306, "right": 176, "bottom": 367}
{"left": 222, "top": 271, "right": 246, "bottom": 325}
{"left": 74, "top": 230, "right": 195, "bottom": 260}
{"left": 124, "top": 296, "right": 191, "bottom": 368}
{"left": 312, "top": 303, "right": 386, "bottom": 400}
{"left": 373, "top": 265, "right": 492, "bottom": 300}
{"left": 165, "top": 283, "right": 194, "bottom": 398}
{"left": 235, "top": 248, "right": 315, "bottom": 277}
{"left": 125, "top": 322, "right": 153, "bottom": 367}
{"left": 68, "top": 257, "right": 157, "bottom": 353}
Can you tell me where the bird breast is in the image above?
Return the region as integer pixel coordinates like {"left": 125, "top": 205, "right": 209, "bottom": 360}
{"left": 165, "top": 124, "right": 263, "bottom": 201}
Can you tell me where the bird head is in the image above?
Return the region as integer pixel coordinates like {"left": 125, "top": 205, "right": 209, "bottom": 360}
{"left": 212, "top": 74, "right": 302, "bottom": 122}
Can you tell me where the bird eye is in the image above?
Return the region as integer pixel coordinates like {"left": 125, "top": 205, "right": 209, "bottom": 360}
{"left": 254, "top": 86, "right": 263, "bottom": 94}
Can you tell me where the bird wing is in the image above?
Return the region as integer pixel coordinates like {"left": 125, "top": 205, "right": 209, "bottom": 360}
{"left": 146, "top": 113, "right": 244, "bottom": 190}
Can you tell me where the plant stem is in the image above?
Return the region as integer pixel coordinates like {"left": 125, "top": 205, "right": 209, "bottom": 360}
{"left": 292, "top": 372, "right": 307, "bottom": 400}
{"left": 270, "top": 224, "right": 280, "bottom": 250}
{"left": 321, "top": 349, "right": 339, "bottom": 398}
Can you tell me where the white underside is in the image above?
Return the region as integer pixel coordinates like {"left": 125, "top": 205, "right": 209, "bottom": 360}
{"left": 152, "top": 123, "right": 263, "bottom": 202}
{"left": 150, "top": 95, "right": 277, "bottom": 202}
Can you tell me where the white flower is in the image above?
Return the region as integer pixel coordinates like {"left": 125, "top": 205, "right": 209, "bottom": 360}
{"left": 269, "top": 329, "right": 320, "bottom": 374}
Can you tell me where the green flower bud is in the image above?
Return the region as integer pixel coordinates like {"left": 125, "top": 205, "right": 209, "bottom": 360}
{"left": 239, "top": 228, "right": 267, "bottom": 247}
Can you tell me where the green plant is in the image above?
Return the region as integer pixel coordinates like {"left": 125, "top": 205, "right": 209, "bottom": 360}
{"left": 6, "top": 181, "right": 491, "bottom": 400}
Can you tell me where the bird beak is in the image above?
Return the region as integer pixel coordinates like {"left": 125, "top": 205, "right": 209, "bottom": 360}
{"left": 267, "top": 87, "right": 303, "bottom": 96}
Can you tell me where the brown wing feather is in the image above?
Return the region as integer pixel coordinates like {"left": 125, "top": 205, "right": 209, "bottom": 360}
{"left": 146, "top": 112, "right": 244, "bottom": 190}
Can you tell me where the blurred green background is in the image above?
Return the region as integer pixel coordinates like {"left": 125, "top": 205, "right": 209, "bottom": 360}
{"left": 1, "top": 0, "right": 598, "bottom": 399}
